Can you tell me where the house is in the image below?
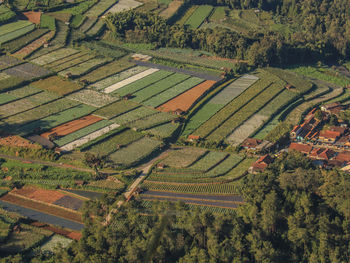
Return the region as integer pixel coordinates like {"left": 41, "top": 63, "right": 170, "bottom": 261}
{"left": 290, "top": 109, "right": 321, "bottom": 141}
{"left": 318, "top": 126, "right": 346, "bottom": 144}
{"left": 317, "top": 149, "right": 336, "bottom": 161}
{"left": 289, "top": 142, "right": 312, "bottom": 155}
{"left": 285, "top": 84, "right": 294, "bottom": 90}
{"left": 157, "top": 163, "right": 166, "bottom": 170}
{"left": 321, "top": 102, "right": 345, "bottom": 115}
{"left": 249, "top": 154, "right": 273, "bottom": 174}
{"left": 187, "top": 135, "right": 201, "bottom": 142}
{"left": 173, "top": 109, "right": 184, "bottom": 116}
{"left": 334, "top": 151, "right": 350, "bottom": 165}
{"left": 335, "top": 135, "right": 350, "bottom": 148}
{"left": 241, "top": 138, "right": 262, "bottom": 150}
{"left": 123, "top": 94, "right": 133, "bottom": 100}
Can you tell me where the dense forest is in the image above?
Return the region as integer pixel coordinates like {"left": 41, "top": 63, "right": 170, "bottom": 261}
{"left": 106, "top": 0, "right": 350, "bottom": 66}
{"left": 22, "top": 152, "right": 347, "bottom": 263}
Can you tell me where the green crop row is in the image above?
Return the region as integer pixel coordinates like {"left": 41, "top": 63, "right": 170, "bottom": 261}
{"left": 51, "top": 54, "right": 95, "bottom": 72}
{"left": 54, "top": 120, "right": 112, "bottom": 147}
{"left": 1, "top": 29, "right": 49, "bottom": 53}
{"left": 18, "top": 104, "right": 96, "bottom": 135}
{"left": 111, "top": 106, "right": 158, "bottom": 125}
{"left": 6, "top": 98, "right": 79, "bottom": 125}
{"left": 185, "top": 5, "right": 213, "bottom": 28}
{"left": 115, "top": 70, "right": 173, "bottom": 97}
{"left": 0, "top": 86, "right": 41, "bottom": 106}
{"left": 131, "top": 73, "right": 190, "bottom": 103}
{"left": 188, "top": 151, "right": 228, "bottom": 172}
{"left": 193, "top": 74, "right": 276, "bottom": 138}
{"left": 130, "top": 112, "right": 176, "bottom": 131}
{"left": 84, "top": 128, "right": 143, "bottom": 156}
{"left": 143, "top": 77, "right": 203, "bottom": 108}
{"left": 142, "top": 181, "right": 239, "bottom": 194}
{"left": 40, "top": 14, "right": 56, "bottom": 31}
{"left": 0, "top": 23, "right": 35, "bottom": 44}
{"left": 108, "top": 137, "right": 163, "bottom": 166}
{"left": 144, "top": 122, "right": 180, "bottom": 139}
{"left": 94, "top": 100, "right": 140, "bottom": 119}
{"left": 58, "top": 57, "right": 111, "bottom": 78}
{"left": 207, "top": 81, "right": 285, "bottom": 142}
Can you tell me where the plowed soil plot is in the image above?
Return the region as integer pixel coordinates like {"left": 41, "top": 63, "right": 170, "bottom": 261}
{"left": 41, "top": 115, "right": 102, "bottom": 139}
{"left": 142, "top": 196, "right": 239, "bottom": 209}
{"left": 11, "top": 187, "right": 65, "bottom": 204}
{"left": 157, "top": 80, "right": 216, "bottom": 112}
{"left": 0, "top": 135, "right": 41, "bottom": 149}
{"left": 14, "top": 31, "right": 55, "bottom": 59}
{"left": 23, "top": 11, "right": 42, "bottom": 24}
{"left": 0, "top": 194, "right": 82, "bottom": 223}
{"left": 3, "top": 62, "right": 50, "bottom": 80}
{"left": 141, "top": 190, "right": 243, "bottom": 202}
{"left": 53, "top": 196, "right": 83, "bottom": 211}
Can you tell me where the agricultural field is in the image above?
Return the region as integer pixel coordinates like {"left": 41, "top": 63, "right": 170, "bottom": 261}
{"left": 13, "top": 31, "right": 55, "bottom": 59}
{"left": 289, "top": 65, "right": 350, "bottom": 87}
{"left": 30, "top": 76, "right": 83, "bottom": 95}
{"left": 0, "top": 5, "right": 16, "bottom": 24}
{"left": 18, "top": 104, "right": 96, "bottom": 136}
{"left": 58, "top": 57, "right": 112, "bottom": 78}
{"left": 0, "top": 86, "right": 41, "bottom": 106}
{"left": 157, "top": 80, "right": 216, "bottom": 112}
{"left": 113, "top": 70, "right": 173, "bottom": 96}
{"left": 31, "top": 48, "right": 80, "bottom": 66}
{"left": 106, "top": 0, "right": 143, "bottom": 13}
{"left": 103, "top": 68, "right": 160, "bottom": 94}
{"left": 67, "top": 89, "right": 117, "bottom": 107}
{"left": 41, "top": 115, "right": 103, "bottom": 139}
{"left": 53, "top": 119, "right": 113, "bottom": 147}
{"left": 0, "top": 91, "right": 59, "bottom": 118}
{"left": 183, "top": 75, "right": 259, "bottom": 136}
{"left": 144, "top": 122, "right": 179, "bottom": 139}
{"left": 84, "top": 0, "right": 117, "bottom": 17}
{"left": 0, "top": 20, "right": 35, "bottom": 44}
{"left": 108, "top": 137, "right": 163, "bottom": 167}
{"left": 80, "top": 56, "right": 134, "bottom": 83}
{"left": 131, "top": 73, "right": 190, "bottom": 102}
{"left": 184, "top": 5, "right": 213, "bottom": 28}
{"left": 1, "top": 29, "right": 49, "bottom": 53}
{"left": 89, "top": 66, "right": 148, "bottom": 90}
{"left": 190, "top": 71, "right": 280, "bottom": 141}
{"left": 83, "top": 128, "right": 143, "bottom": 156}
{"left": 94, "top": 100, "right": 140, "bottom": 119}
{"left": 0, "top": 55, "right": 23, "bottom": 70}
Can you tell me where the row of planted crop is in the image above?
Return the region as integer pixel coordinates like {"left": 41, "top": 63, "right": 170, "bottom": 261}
{"left": 192, "top": 72, "right": 278, "bottom": 138}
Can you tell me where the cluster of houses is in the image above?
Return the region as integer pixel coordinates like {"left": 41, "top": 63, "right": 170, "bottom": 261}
{"left": 288, "top": 102, "right": 350, "bottom": 171}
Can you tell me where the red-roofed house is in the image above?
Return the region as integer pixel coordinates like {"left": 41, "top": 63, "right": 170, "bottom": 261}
{"left": 334, "top": 151, "right": 350, "bottom": 164}
{"left": 289, "top": 143, "right": 312, "bottom": 155}
{"left": 241, "top": 138, "right": 262, "bottom": 150}
{"left": 249, "top": 154, "right": 274, "bottom": 174}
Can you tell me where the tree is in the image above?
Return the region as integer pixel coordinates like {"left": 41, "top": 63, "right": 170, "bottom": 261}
{"left": 84, "top": 153, "right": 105, "bottom": 178}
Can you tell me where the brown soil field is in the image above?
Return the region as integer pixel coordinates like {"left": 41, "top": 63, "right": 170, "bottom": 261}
{"left": 0, "top": 194, "right": 82, "bottom": 223}
{"left": 0, "top": 135, "right": 41, "bottom": 149}
{"left": 31, "top": 76, "right": 82, "bottom": 96}
{"left": 11, "top": 186, "right": 65, "bottom": 204}
{"left": 160, "top": 0, "right": 183, "bottom": 19}
{"left": 157, "top": 80, "right": 216, "bottom": 112}
{"left": 23, "top": 11, "right": 42, "bottom": 24}
{"left": 41, "top": 115, "right": 102, "bottom": 139}
{"left": 14, "top": 31, "right": 55, "bottom": 59}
